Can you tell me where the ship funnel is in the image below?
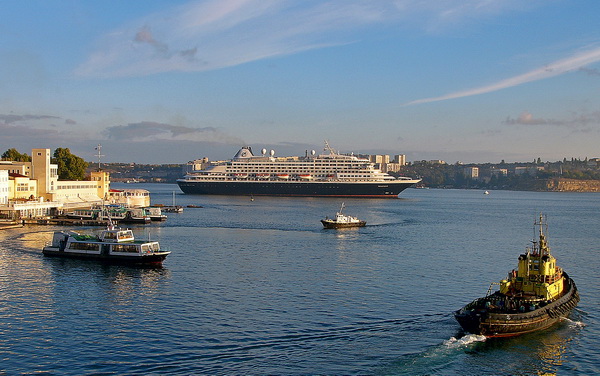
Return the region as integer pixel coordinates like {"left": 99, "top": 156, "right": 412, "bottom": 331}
{"left": 311, "top": 150, "right": 316, "bottom": 156}
{"left": 261, "top": 148, "right": 267, "bottom": 156}
{"left": 270, "top": 150, "right": 275, "bottom": 156}
{"left": 234, "top": 146, "right": 254, "bottom": 159}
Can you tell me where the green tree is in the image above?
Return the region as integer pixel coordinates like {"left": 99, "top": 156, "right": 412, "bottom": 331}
{"left": 1, "top": 148, "right": 31, "bottom": 161}
{"left": 52, "top": 148, "right": 88, "bottom": 180}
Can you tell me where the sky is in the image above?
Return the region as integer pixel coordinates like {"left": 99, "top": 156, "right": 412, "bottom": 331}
{"left": 1, "top": 0, "right": 600, "bottom": 164}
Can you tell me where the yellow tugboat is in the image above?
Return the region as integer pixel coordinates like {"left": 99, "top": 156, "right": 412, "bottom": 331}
{"left": 455, "top": 214, "right": 579, "bottom": 337}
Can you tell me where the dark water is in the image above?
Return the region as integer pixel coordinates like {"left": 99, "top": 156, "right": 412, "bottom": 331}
{"left": 0, "top": 184, "right": 597, "bottom": 375}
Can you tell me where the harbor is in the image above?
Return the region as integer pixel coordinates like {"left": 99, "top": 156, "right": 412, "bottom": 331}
{"left": 0, "top": 185, "right": 593, "bottom": 375}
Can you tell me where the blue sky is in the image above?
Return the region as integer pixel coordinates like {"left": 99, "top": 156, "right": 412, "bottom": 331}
{"left": 1, "top": 0, "right": 600, "bottom": 164}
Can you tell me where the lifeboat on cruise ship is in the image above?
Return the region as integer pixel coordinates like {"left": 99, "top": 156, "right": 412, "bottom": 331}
{"left": 298, "top": 174, "right": 313, "bottom": 180}
{"left": 276, "top": 174, "right": 289, "bottom": 179}
{"left": 256, "top": 173, "right": 270, "bottom": 179}
{"left": 234, "top": 173, "right": 248, "bottom": 179}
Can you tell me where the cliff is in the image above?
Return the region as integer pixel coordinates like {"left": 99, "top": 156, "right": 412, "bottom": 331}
{"left": 545, "top": 178, "right": 600, "bottom": 192}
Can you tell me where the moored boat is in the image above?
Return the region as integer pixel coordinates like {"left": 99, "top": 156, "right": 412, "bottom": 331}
{"left": 454, "top": 215, "right": 579, "bottom": 337}
{"left": 42, "top": 223, "right": 170, "bottom": 265}
{"left": 321, "top": 203, "right": 366, "bottom": 229}
{"left": 144, "top": 207, "right": 167, "bottom": 221}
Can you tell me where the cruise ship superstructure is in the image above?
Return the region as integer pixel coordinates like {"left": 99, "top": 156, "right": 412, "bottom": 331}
{"left": 177, "top": 143, "right": 420, "bottom": 198}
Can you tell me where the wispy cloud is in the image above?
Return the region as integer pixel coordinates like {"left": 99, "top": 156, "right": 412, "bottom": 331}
{"left": 75, "top": 0, "right": 533, "bottom": 77}
{"left": 104, "top": 121, "right": 244, "bottom": 144}
{"left": 0, "top": 114, "right": 59, "bottom": 124}
{"left": 503, "top": 110, "right": 600, "bottom": 129}
{"left": 405, "top": 47, "right": 600, "bottom": 105}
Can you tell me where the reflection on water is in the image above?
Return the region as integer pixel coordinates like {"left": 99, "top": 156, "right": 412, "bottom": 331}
{"left": 379, "top": 320, "right": 584, "bottom": 376}
{"left": 466, "top": 319, "right": 585, "bottom": 376}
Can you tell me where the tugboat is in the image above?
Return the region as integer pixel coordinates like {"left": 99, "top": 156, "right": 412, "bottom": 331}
{"left": 42, "top": 222, "right": 170, "bottom": 266}
{"left": 454, "top": 214, "right": 579, "bottom": 337}
{"left": 321, "top": 203, "right": 366, "bottom": 229}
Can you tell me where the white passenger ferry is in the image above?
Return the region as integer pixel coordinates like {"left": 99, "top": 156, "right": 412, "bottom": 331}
{"left": 43, "top": 224, "right": 170, "bottom": 265}
{"left": 177, "top": 142, "right": 420, "bottom": 198}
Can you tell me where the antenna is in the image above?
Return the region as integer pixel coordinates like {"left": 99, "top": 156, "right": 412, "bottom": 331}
{"left": 95, "top": 144, "right": 104, "bottom": 171}
{"left": 324, "top": 140, "right": 336, "bottom": 156}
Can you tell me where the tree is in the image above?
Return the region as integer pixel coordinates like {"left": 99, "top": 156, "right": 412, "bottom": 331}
{"left": 1, "top": 148, "right": 31, "bottom": 162}
{"left": 52, "top": 148, "right": 88, "bottom": 180}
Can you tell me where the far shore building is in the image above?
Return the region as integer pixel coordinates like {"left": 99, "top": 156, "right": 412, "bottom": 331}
{"left": 464, "top": 166, "right": 479, "bottom": 180}
{"left": 490, "top": 168, "right": 508, "bottom": 177}
{"left": 514, "top": 166, "right": 545, "bottom": 176}
{"left": 394, "top": 154, "right": 407, "bottom": 166}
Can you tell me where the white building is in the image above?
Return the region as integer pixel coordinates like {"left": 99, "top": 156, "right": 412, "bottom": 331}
{"left": 464, "top": 167, "right": 479, "bottom": 179}
{"left": 0, "top": 170, "right": 8, "bottom": 205}
{"left": 393, "top": 154, "right": 406, "bottom": 166}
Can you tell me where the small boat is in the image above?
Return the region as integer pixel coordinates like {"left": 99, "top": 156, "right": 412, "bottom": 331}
{"left": 162, "top": 191, "right": 184, "bottom": 213}
{"left": 484, "top": 190, "right": 490, "bottom": 195}
{"left": 321, "top": 203, "right": 366, "bottom": 229}
{"left": 42, "top": 222, "right": 170, "bottom": 265}
{"left": 144, "top": 207, "right": 167, "bottom": 221}
{"left": 454, "top": 214, "right": 579, "bottom": 337}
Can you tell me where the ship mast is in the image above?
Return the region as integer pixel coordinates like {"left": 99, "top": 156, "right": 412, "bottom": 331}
{"left": 324, "top": 140, "right": 337, "bottom": 156}
{"left": 95, "top": 144, "right": 104, "bottom": 171}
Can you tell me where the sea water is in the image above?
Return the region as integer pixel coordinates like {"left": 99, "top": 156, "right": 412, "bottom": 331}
{"left": 0, "top": 185, "right": 597, "bottom": 375}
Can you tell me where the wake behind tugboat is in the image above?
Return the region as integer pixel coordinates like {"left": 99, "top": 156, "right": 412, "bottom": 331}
{"left": 454, "top": 214, "right": 579, "bottom": 337}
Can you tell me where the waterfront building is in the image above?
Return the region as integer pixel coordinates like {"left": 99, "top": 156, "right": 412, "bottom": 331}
{"left": 31, "top": 149, "right": 109, "bottom": 207}
{"left": 0, "top": 161, "right": 31, "bottom": 176}
{"left": 0, "top": 147, "right": 154, "bottom": 218}
{"left": 8, "top": 173, "right": 37, "bottom": 200}
{"left": 0, "top": 170, "right": 8, "bottom": 205}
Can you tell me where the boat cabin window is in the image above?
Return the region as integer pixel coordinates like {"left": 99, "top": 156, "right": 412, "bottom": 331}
{"left": 68, "top": 243, "right": 100, "bottom": 251}
{"left": 113, "top": 244, "right": 139, "bottom": 253}
{"left": 103, "top": 232, "right": 117, "bottom": 240}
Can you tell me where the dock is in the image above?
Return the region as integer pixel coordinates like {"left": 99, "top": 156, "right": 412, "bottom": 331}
{"left": 22, "top": 218, "right": 115, "bottom": 226}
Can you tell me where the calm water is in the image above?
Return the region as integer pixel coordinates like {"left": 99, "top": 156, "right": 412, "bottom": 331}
{"left": 0, "top": 184, "right": 598, "bottom": 375}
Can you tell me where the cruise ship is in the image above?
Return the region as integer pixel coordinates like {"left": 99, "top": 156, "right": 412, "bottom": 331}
{"left": 177, "top": 143, "right": 420, "bottom": 198}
